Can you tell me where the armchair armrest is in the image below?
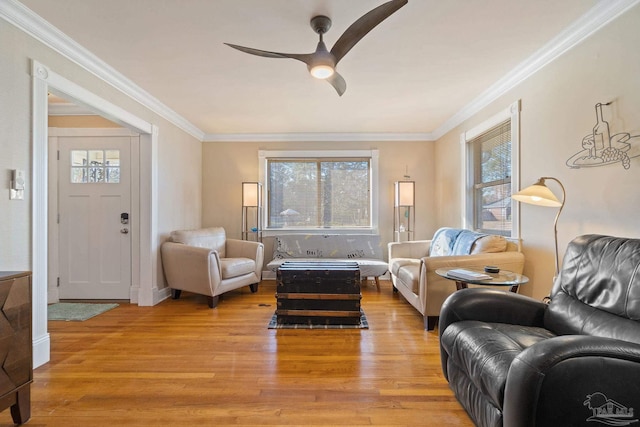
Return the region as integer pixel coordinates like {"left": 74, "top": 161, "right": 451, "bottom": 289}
{"left": 226, "top": 239, "right": 263, "bottom": 260}
{"left": 439, "top": 288, "right": 547, "bottom": 336}
{"left": 225, "top": 239, "right": 264, "bottom": 276}
{"left": 505, "top": 336, "right": 640, "bottom": 427}
{"left": 388, "top": 240, "right": 431, "bottom": 259}
{"left": 161, "top": 242, "right": 221, "bottom": 295}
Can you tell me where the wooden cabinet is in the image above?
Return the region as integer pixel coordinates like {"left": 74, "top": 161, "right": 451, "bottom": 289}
{"left": 0, "top": 271, "right": 32, "bottom": 425}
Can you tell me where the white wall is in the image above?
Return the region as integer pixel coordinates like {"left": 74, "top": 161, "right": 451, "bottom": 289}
{"left": 201, "top": 140, "right": 436, "bottom": 264}
{"left": 0, "top": 21, "right": 202, "bottom": 294}
{"left": 434, "top": 4, "right": 640, "bottom": 300}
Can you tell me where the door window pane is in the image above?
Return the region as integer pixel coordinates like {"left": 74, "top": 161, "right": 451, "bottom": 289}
{"left": 70, "top": 149, "right": 120, "bottom": 184}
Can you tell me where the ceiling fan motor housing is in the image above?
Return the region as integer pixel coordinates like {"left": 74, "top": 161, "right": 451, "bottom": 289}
{"left": 310, "top": 15, "right": 332, "bottom": 34}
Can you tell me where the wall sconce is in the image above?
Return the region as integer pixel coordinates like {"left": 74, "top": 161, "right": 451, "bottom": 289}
{"left": 242, "top": 182, "right": 262, "bottom": 242}
{"left": 394, "top": 181, "right": 415, "bottom": 242}
{"left": 512, "top": 176, "right": 565, "bottom": 278}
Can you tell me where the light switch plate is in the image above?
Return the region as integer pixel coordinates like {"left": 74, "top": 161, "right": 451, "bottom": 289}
{"left": 10, "top": 189, "right": 24, "bottom": 200}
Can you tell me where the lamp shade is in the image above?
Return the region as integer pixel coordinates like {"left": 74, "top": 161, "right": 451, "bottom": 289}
{"left": 512, "top": 179, "right": 561, "bottom": 207}
{"left": 395, "top": 181, "right": 415, "bottom": 207}
{"left": 242, "top": 182, "right": 262, "bottom": 207}
{"left": 512, "top": 176, "right": 566, "bottom": 279}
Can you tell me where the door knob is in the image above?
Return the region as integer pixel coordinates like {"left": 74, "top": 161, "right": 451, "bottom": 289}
{"left": 121, "top": 228, "right": 129, "bottom": 234}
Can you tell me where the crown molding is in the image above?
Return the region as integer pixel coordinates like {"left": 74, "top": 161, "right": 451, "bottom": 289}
{"left": 431, "top": 0, "right": 640, "bottom": 141}
{"left": 0, "top": 0, "right": 205, "bottom": 141}
{"left": 203, "top": 132, "right": 435, "bottom": 143}
{"left": 3, "top": 0, "right": 638, "bottom": 143}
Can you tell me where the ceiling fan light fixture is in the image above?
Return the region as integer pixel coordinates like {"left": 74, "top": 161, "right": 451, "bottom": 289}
{"left": 310, "top": 64, "right": 334, "bottom": 79}
{"left": 308, "top": 40, "right": 336, "bottom": 79}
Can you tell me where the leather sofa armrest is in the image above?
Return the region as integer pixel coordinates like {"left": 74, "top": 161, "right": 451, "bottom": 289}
{"left": 388, "top": 240, "right": 431, "bottom": 259}
{"left": 161, "top": 242, "right": 221, "bottom": 294}
{"left": 504, "top": 336, "right": 640, "bottom": 427}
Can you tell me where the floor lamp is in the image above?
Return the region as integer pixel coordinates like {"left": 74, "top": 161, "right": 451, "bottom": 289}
{"left": 394, "top": 181, "right": 415, "bottom": 242}
{"left": 512, "top": 177, "right": 566, "bottom": 278}
{"left": 242, "top": 182, "right": 262, "bottom": 242}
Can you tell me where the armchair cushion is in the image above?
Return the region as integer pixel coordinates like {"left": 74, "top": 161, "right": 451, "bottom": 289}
{"left": 220, "top": 258, "right": 256, "bottom": 279}
{"left": 442, "top": 321, "right": 556, "bottom": 412}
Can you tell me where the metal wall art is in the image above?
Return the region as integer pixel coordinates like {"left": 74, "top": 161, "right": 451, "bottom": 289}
{"left": 566, "top": 102, "right": 639, "bottom": 170}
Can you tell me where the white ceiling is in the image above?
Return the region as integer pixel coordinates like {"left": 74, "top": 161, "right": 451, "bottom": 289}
{"left": 17, "top": 0, "right": 616, "bottom": 140}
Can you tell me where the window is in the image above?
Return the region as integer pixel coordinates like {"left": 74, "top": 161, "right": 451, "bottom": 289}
{"left": 260, "top": 150, "right": 379, "bottom": 231}
{"left": 70, "top": 149, "right": 120, "bottom": 183}
{"left": 462, "top": 101, "right": 520, "bottom": 237}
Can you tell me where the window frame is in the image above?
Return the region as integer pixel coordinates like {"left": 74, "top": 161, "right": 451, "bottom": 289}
{"left": 259, "top": 149, "right": 379, "bottom": 235}
{"left": 461, "top": 100, "right": 521, "bottom": 238}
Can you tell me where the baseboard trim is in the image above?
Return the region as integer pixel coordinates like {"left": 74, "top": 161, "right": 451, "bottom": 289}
{"left": 154, "top": 287, "right": 171, "bottom": 305}
{"left": 33, "top": 333, "right": 51, "bottom": 368}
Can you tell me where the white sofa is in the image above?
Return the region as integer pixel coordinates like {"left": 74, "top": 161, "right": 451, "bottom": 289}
{"left": 266, "top": 234, "right": 388, "bottom": 287}
{"left": 161, "top": 227, "right": 264, "bottom": 308}
{"left": 388, "top": 227, "right": 525, "bottom": 330}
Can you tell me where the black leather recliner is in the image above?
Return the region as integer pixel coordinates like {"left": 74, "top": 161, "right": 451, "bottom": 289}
{"left": 439, "top": 234, "right": 640, "bottom": 427}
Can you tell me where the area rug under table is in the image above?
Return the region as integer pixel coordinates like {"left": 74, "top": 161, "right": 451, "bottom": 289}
{"left": 268, "top": 311, "right": 369, "bottom": 329}
{"left": 48, "top": 302, "right": 119, "bottom": 321}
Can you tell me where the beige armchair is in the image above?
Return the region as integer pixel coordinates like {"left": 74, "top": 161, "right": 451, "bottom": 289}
{"left": 161, "top": 227, "right": 264, "bottom": 308}
{"left": 388, "top": 228, "right": 524, "bottom": 330}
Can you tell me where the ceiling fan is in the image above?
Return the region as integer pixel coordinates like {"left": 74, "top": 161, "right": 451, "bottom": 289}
{"left": 224, "top": 0, "right": 408, "bottom": 96}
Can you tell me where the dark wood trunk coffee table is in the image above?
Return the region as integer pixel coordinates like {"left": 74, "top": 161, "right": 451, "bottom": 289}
{"left": 276, "top": 261, "right": 362, "bottom": 326}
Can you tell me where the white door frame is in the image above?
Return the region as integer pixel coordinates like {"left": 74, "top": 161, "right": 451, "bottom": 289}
{"left": 32, "top": 60, "right": 162, "bottom": 368}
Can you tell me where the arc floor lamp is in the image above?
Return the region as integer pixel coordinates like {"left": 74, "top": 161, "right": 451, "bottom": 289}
{"left": 512, "top": 177, "right": 566, "bottom": 278}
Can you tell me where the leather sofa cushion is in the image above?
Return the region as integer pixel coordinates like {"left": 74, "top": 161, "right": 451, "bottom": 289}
{"left": 441, "top": 320, "right": 556, "bottom": 410}
{"left": 470, "top": 235, "right": 507, "bottom": 254}
{"left": 171, "top": 227, "right": 226, "bottom": 258}
{"left": 396, "top": 262, "right": 421, "bottom": 294}
{"left": 220, "top": 258, "right": 255, "bottom": 279}
{"left": 389, "top": 258, "right": 418, "bottom": 277}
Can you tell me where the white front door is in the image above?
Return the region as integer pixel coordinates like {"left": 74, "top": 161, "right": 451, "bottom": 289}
{"left": 57, "top": 134, "right": 133, "bottom": 299}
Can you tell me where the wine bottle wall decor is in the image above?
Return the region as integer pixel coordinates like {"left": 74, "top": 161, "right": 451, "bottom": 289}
{"left": 566, "top": 102, "right": 639, "bottom": 170}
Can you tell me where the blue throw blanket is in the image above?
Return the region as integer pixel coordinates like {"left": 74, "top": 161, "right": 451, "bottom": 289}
{"left": 451, "top": 229, "right": 488, "bottom": 255}
{"left": 430, "top": 228, "right": 463, "bottom": 256}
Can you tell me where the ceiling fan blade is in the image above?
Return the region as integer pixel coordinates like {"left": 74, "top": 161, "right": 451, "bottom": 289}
{"left": 224, "top": 43, "right": 313, "bottom": 65}
{"left": 330, "top": 0, "right": 408, "bottom": 64}
{"left": 327, "top": 72, "right": 347, "bottom": 96}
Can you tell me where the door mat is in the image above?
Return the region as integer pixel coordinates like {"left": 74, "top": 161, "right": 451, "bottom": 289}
{"left": 48, "top": 302, "right": 119, "bottom": 321}
{"left": 268, "top": 311, "right": 368, "bottom": 329}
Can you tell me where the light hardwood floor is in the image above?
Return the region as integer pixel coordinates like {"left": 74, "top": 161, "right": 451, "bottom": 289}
{"left": 3, "top": 280, "right": 473, "bottom": 426}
